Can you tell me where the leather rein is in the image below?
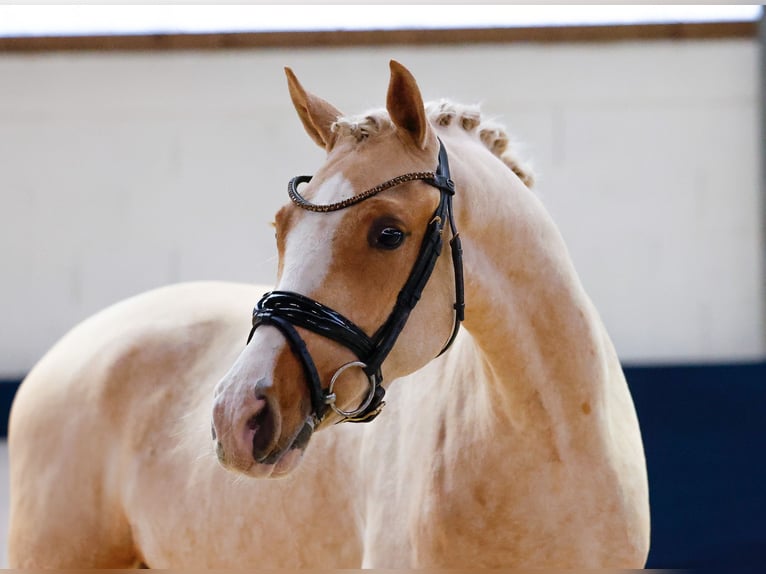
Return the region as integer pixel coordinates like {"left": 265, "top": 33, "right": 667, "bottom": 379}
{"left": 246, "top": 139, "right": 464, "bottom": 425}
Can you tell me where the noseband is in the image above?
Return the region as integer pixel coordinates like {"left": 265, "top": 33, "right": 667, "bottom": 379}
{"left": 247, "top": 139, "right": 464, "bottom": 425}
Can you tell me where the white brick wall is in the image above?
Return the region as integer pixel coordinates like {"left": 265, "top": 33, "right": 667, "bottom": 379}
{"left": 0, "top": 39, "right": 762, "bottom": 373}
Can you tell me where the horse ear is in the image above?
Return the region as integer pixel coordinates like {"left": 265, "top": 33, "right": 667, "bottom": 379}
{"left": 285, "top": 67, "right": 343, "bottom": 150}
{"left": 386, "top": 60, "right": 429, "bottom": 150}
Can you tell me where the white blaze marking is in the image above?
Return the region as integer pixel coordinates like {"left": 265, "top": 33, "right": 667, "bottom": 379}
{"left": 278, "top": 172, "right": 352, "bottom": 294}
{"left": 221, "top": 173, "right": 353, "bottom": 397}
{"left": 219, "top": 174, "right": 352, "bottom": 403}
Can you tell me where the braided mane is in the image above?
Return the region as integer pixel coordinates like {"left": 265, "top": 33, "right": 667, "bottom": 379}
{"left": 331, "top": 99, "right": 535, "bottom": 188}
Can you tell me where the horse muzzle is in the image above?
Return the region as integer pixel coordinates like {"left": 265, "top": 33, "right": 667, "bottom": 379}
{"left": 211, "top": 373, "right": 318, "bottom": 478}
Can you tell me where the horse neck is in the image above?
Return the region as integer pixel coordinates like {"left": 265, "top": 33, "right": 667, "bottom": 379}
{"left": 448, "top": 136, "right": 617, "bottom": 453}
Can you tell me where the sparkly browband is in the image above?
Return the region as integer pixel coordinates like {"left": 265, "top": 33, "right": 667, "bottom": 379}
{"left": 288, "top": 171, "right": 436, "bottom": 213}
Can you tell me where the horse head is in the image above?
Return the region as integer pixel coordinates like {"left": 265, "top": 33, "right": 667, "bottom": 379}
{"left": 211, "top": 61, "right": 462, "bottom": 478}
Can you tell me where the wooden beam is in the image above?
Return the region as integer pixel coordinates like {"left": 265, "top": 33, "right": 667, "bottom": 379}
{"left": 0, "top": 21, "right": 758, "bottom": 53}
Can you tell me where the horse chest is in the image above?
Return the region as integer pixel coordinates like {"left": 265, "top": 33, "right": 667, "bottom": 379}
{"left": 408, "top": 453, "right": 537, "bottom": 566}
{"left": 361, "top": 420, "right": 596, "bottom": 568}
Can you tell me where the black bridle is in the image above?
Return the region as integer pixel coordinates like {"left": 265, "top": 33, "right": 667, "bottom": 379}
{"left": 246, "top": 139, "right": 464, "bottom": 425}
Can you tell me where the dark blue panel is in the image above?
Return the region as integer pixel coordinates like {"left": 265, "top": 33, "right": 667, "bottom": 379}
{"left": 0, "top": 379, "right": 20, "bottom": 438}
{"left": 625, "top": 362, "right": 766, "bottom": 569}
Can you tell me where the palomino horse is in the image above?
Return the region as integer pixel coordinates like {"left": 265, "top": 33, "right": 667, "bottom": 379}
{"left": 8, "top": 61, "right": 650, "bottom": 568}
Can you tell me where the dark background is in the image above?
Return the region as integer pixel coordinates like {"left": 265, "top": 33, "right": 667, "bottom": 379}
{"left": 626, "top": 361, "right": 766, "bottom": 569}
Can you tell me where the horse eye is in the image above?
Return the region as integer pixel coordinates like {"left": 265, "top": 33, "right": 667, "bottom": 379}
{"left": 371, "top": 226, "right": 405, "bottom": 250}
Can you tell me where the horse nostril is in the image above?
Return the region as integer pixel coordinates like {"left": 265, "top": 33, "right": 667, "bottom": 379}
{"left": 250, "top": 400, "right": 277, "bottom": 462}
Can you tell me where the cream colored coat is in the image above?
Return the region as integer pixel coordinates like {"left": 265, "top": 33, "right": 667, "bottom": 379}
{"left": 8, "top": 61, "right": 650, "bottom": 568}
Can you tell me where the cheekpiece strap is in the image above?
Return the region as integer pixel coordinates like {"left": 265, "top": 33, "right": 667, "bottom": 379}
{"left": 430, "top": 139, "right": 456, "bottom": 196}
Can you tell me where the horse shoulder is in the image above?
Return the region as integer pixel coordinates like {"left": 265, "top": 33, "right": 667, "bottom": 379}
{"left": 8, "top": 281, "right": 262, "bottom": 567}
